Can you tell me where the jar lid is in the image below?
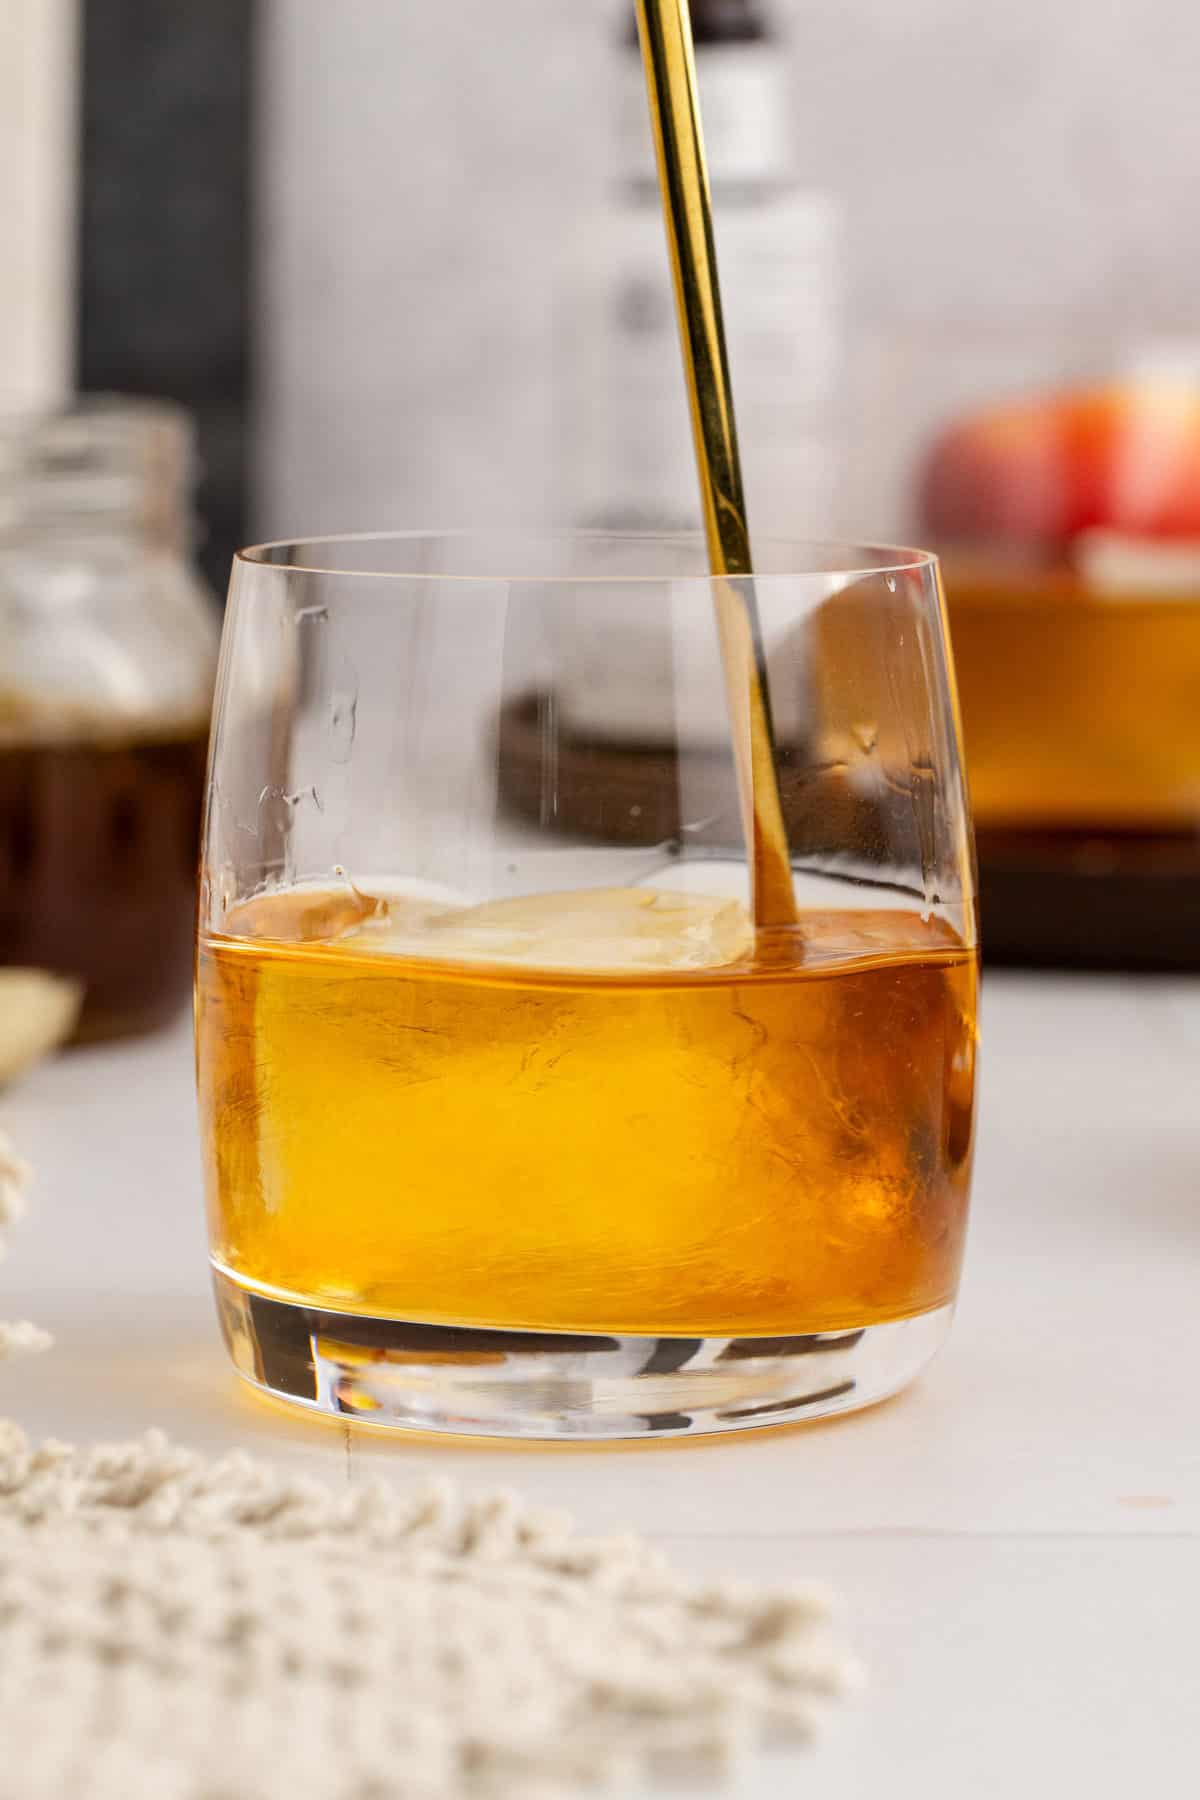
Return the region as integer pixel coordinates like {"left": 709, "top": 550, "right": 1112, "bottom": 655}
{"left": 0, "top": 395, "right": 197, "bottom": 549}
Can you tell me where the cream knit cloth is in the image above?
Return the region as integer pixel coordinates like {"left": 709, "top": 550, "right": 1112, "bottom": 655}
{"left": 0, "top": 1134, "right": 855, "bottom": 1799}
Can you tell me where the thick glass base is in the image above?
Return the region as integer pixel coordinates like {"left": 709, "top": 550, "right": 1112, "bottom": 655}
{"left": 213, "top": 1269, "right": 953, "bottom": 1440}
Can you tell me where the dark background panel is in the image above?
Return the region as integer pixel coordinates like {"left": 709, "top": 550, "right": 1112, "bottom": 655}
{"left": 78, "top": 0, "right": 254, "bottom": 594}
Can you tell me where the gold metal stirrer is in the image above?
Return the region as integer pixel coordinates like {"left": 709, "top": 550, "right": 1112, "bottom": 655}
{"left": 634, "top": 0, "right": 798, "bottom": 930}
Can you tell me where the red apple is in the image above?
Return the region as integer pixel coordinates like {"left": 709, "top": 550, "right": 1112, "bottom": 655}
{"left": 919, "top": 384, "right": 1200, "bottom": 547}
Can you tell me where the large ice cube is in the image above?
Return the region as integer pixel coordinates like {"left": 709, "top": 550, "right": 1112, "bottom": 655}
{"left": 362, "top": 886, "right": 754, "bottom": 973}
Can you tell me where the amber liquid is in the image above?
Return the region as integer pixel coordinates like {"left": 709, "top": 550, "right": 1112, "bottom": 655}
{"left": 0, "top": 728, "right": 208, "bottom": 1040}
{"left": 943, "top": 560, "right": 1200, "bottom": 830}
{"left": 197, "top": 887, "right": 976, "bottom": 1338}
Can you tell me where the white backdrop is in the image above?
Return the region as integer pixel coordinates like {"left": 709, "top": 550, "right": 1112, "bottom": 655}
{"left": 0, "top": 0, "right": 78, "bottom": 406}
{"left": 256, "top": 0, "right": 1200, "bottom": 542}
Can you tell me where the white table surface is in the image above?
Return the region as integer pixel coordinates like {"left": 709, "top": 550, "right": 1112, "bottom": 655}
{"left": 4, "top": 972, "right": 1198, "bottom": 1796}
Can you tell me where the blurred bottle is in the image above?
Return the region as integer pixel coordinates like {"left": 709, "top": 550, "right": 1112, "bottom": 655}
{"left": 0, "top": 398, "right": 219, "bottom": 1040}
{"left": 554, "top": 0, "right": 841, "bottom": 747}
{"left": 562, "top": 0, "right": 840, "bottom": 540}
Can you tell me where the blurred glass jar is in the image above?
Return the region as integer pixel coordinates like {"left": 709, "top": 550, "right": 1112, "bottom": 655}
{"left": 0, "top": 397, "right": 219, "bottom": 1040}
{"left": 849, "top": 329, "right": 1200, "bottom": 970}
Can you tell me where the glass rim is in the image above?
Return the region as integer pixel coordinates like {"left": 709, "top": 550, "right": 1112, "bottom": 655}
{"left": 233, "top": 528, "right": 938, "bottom": 586}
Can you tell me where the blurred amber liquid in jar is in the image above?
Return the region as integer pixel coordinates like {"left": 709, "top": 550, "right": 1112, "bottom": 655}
{"left": 942, "top": 559, "right": 1200, "bottom": 831}
{"left": 0, "top": 400, "right": 218, "bottom": 1039}
{"left": 920, "top": 378, "right": 1200, "bottom": 967}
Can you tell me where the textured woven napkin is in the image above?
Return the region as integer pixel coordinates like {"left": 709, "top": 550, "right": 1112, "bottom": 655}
{"left": 0, "top": 1132, "right": 856, "bottom": 1799}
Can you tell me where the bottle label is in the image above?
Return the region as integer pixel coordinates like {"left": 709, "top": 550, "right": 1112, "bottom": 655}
{"left": 562, "top": 192, "right": 841, "bottom": 535}
{"left": 618, "top": 45, "right": 788, "bottom": 188}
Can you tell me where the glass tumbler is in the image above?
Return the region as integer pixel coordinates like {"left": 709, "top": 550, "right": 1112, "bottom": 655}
{"left": 196, "top": 532, "right": 978, "bottom": 1438}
